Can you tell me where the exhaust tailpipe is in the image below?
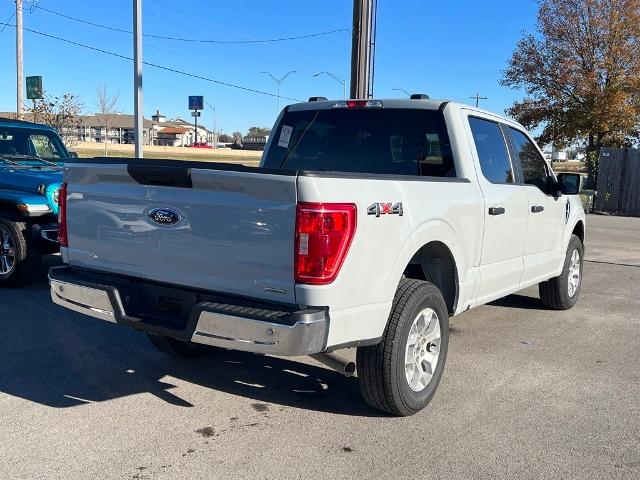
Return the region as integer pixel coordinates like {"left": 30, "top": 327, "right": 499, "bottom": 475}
{"left": 310, "top": 352, "right": 356, "bottom": 377}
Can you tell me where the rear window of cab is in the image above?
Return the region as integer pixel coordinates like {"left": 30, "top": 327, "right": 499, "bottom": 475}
{"left": 262, "top": 108, "right": 457, "bottom": 177}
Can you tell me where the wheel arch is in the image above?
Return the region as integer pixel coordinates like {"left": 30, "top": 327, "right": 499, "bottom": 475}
{"left": 389, "top": 219, "right": 468, "bottom": 317}
{"left": 402, "top": 241, "right": 459, "bottom": 315}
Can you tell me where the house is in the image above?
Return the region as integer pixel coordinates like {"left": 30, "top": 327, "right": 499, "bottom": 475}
{"left": 0, "top": 112, "right": 154, "bottom": 145}
{"left": 151, "top": 110, "right": 214, "bottom": 147}
{"left": 1, "top": 110, "right": 213, "bottom": 147}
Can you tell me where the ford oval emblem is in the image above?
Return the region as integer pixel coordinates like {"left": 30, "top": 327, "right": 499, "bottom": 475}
{"left": 148, "top": 207, "right": 182, "bottom": 226}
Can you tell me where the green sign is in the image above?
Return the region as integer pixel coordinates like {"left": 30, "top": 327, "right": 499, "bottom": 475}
{"left": 26, "top": 76, "right": 43, "bottom": 100}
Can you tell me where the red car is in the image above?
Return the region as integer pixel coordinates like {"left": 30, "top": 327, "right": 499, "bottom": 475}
{"left": 191, "top": 142, "right": 212, "bottom": 149}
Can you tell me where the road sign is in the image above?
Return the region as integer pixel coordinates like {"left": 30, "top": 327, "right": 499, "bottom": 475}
{"left": 191, "top": 111, "right": 201, "bottom": 117}
{"left": 26, "top": 76, "right": 43, "bottom": 100}
{"left": 189, "top": 96, "right": 203, "bottom": 111}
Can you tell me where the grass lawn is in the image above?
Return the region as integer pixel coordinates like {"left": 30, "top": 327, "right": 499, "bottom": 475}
{"left": 551, "top": 161, "right": 586, "bottom": 173}
{"left": 72, "top": 143, "right": 262, "bottom": 166}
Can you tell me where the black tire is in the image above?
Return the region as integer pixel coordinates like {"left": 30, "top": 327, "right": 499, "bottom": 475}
{"left": 539, "top": 234, "right": 584, "bottom": 310}
{"left": 147, "top": 333, "right": 213, "bottom": 358}
{"left": 357, "top": 279, "right": 449, "bottom": 416}
{"left": 0, "top": 220, "right": 41, "bottom": 287}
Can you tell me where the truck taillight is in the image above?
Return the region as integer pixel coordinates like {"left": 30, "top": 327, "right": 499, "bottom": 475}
{"left": 295, "top": 202, "right": 356, "bottom": 285}
{"left": 57, "top": 183, "right": 68, "bottom": 247}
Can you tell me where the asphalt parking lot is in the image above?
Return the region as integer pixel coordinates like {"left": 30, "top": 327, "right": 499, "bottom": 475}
{"left": 0, "top": 214, "right": 638, "bottom": 480}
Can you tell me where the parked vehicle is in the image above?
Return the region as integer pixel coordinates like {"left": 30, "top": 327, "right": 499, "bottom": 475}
{"left": 49, "top": 97, "right": 585, "bottom": 415}
{"left": 241, "top": 135, "right": 269, "bottom": 151}
{"left": 191, "top": 142, "right": 213, "bottom": 149}
{"left": 0, "top": 118, "right": 73, "bottom": 286}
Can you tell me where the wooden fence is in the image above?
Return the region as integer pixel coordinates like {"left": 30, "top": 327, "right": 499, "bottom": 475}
{"left": 595, "top": 148, "right": 640, "bottom": 216}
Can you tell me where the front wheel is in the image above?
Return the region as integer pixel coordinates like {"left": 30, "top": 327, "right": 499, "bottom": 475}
{"left": 0, "top": 220, "right": 40, "bottom": 287}
{"left": 539, "top": 234, "right": 584, "bottom": 310}
{"left": 357, "top": 279, "right": 449, "bottom": 416}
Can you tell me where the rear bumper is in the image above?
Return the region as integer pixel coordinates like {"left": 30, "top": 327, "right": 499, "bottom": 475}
{"left": 49, "top": 266, "right": 329, "bottom": 356}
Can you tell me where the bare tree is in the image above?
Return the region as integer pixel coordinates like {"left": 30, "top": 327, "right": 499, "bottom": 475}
{"left": 95, "top": 84, "right": 120, "bottom": 157}
{"left": 29, "top": 92, "right": 83, "bottom": 148}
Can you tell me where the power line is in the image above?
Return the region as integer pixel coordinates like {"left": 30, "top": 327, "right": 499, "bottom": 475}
{"left": 33, "top": 6, "right": 352, "bottom": 44}
{"left": 6, "top": 23, "right": 303, "bottom": 102}
{"left": 0, "top": 11, "right": 15, "bottom": 35}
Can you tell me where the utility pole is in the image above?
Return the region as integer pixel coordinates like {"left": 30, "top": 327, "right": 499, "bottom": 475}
{"left": 349, "top": 0, "right": 377, "bottom": 99}
{"left": 133, "top": 0, "right": 143, "bottom": 157}
{"left": 16, "top": 0, "right": 23, "bottom": 119}
{"left": 262, "top": 71, "right": 296, "bottom": 114}
{"left": 469, "top": 93, "right": 487, "bottom": 108}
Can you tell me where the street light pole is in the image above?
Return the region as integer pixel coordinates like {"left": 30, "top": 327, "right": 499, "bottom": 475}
{"left": 313, "top": 72, "right": 346, "bottom": 99}
{"left": 16, "top": 0, "right": 23, "bottom": 119}
{"left": 133, "top": 0, "right": 144, "bottom": 158}
{"left": 392, "top": 88, "right": 411, "bottom": 97}
{"left": 262, "top": 71, "right": 296, "bottom": 114}
{"left": 205, "top": 101, "right": 217, "bottom": 148}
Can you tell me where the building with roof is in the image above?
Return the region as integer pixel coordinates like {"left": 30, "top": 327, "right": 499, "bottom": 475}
{"left": 1, "top": 110, "right": 214, "bottom": 147}
{"left": 79, "top": 114, "right": 153, "bottom": 145}
{"left": 0, "top": 112, "right": 154, "bottom": 145}
{"left": 151, "top": 110, "right": 214, "bottom": 147}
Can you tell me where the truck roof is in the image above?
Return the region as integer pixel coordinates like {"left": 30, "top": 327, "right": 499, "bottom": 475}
{"left": 286, "top": 97, "right": 524, "bottom": 131}
{"left": 0, "top": 117, "right": 57, "bottom": 132}
{"left": 287, "top": 97, "right": 446, "bottom": 112}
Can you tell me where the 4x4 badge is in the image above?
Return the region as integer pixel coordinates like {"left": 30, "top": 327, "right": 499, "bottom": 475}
{"left": 367, "top": 202, "right": 403, "bottom": 217}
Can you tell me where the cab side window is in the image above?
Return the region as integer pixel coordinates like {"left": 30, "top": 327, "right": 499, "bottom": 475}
{"left": 468, "top": 117, "right": 514, "bottom": 184}
{"left": 508, "top": 128, "right": 550, "bottom": 193}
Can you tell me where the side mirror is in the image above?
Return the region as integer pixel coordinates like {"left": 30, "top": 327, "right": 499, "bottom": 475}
{"left": 69, "top": 151, "right": 79, "bottom": 158}
{"left": 557, "top": 173, "right": 581, "bottom": 195}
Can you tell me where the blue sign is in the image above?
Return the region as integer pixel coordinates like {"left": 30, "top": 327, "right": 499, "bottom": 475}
{"left": 189, "top": 96, "right": 204, "bottom": 111}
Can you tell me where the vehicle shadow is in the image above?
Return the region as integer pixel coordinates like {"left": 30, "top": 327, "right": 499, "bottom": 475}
{"left": 0, "top": 256, "right": 380, "bottom": 417}
{"left": 489, "top": 293, "right": 550, "bottom": 311}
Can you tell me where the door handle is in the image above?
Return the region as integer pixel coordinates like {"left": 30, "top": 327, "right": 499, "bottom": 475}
{"left": 531, "top": 205, "right": 544, "bottom": 213}
{"left": 488, "top": 207, "right": 505, "bottom": 216}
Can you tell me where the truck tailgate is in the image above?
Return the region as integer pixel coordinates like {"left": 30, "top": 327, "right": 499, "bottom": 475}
{"left": 64, "top": 161, "right": 298, "bottom": 304}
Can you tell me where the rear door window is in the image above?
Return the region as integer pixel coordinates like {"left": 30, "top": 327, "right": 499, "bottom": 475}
{"left": 262, "top": 108, "right": 456, "bottom": 177}
{"left": 468, "top": 117, "right": 514, "bottom": 184}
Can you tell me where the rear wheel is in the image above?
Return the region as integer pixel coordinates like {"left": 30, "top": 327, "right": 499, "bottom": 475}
{"left": 147, "top": 333, "right": 213, "bottom": 358}
{"left": 357, "top": 279, "right": 449, "bottom": 416}
{"left": 539, "top": 234, "right": 583, "bottom": 310}
{"left": 0, "top": 220, "right": 40, "bottom": 287}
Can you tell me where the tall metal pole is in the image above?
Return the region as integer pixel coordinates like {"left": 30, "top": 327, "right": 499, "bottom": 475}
{"left": 194, "top": 112, "right": 198, "bottom": 145}
{"left": 262, "top": 71, "right": 296, "bottom": 115}
{"left": 205, "top": 101, "right": 217, "bottom": 148}
{"left": 313, "top": 72, "right": 346, "bottom": 99}
{"left": 133, "top": 0, "right": 143, "bottom": 157}
{"left": 349, "top": 0, "right": 376, "bottom": 99}
{"left": 392, "top": 88, "right": 411, "bottom": 97}
{"left": 469, "top": 93, "right": 487, "bottom": 108}
{"left": 16, "top": 0, "right": 23, "bottom": 119}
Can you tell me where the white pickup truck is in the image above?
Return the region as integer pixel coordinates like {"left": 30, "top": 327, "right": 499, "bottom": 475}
{"left": 49, "top": 97, "right": 585, "bottom": 416}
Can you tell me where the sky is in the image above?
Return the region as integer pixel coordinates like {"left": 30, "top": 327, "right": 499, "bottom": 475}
{"left": 0, "top": 0, "right": 540, "bottom": 135}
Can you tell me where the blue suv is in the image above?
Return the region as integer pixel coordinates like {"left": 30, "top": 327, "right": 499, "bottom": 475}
{"left": 0, "top": 118, "right": 74, "bottom": 286}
